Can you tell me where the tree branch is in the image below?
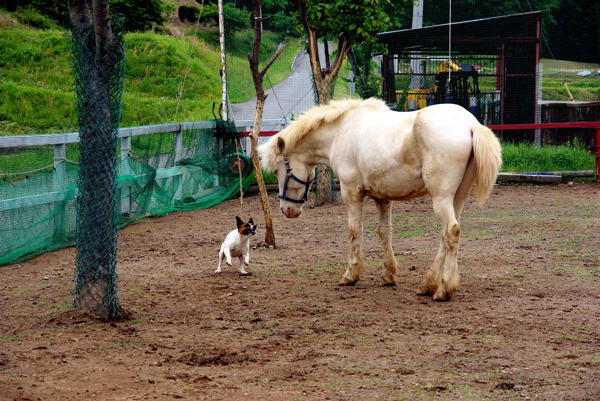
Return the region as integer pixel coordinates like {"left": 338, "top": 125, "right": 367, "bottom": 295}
{"left": 259, "top": 43, "right": 286, "bottom": 78}
{"left": 329, "top": 33, "right": 351, "bottom": 78}
{"left": 323, "top": 40, "right": 330, "bottom": 72}
{"left": 296, "top": 0, "right": 322, "bottom": 78}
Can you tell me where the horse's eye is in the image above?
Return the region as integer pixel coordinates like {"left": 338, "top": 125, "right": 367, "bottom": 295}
{"left": 273, "top": 169, "right": 278, "bottom": 175}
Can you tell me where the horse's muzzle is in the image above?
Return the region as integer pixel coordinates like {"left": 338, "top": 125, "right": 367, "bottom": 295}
{"left": 281, "top": 204, "right": 303, "bottom": 218}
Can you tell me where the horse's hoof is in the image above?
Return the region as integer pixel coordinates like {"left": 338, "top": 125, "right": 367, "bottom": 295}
{"left": 433, "top": 288, "right": 455, "bottom": 302}
{"left": 240, "top": 272, "right": 252, "bottom": 276}
{"left": 339, "top": 279, "right": 358, "bottom": 286}
{"left": 381, "top": 275, "right": 397, "bottom": 286}
{"left": 416, "top": 285, "right": 434, "bottom": 296}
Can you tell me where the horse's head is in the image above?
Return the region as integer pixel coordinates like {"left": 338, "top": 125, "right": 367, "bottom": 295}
{"left": 273, "top": 155, "right": 314, "bottom": 218}
{"left": 259, "top": 136, "right": 315, "bottom": 218}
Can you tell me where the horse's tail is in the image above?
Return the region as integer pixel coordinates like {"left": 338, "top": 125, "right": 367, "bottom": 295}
{"left": 471, "top": 125, "right": 502, "bottom": 205}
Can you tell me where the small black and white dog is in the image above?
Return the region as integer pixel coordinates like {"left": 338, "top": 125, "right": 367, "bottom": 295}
{"left": 216, "top": 216, "right": 257, "bottom": 275}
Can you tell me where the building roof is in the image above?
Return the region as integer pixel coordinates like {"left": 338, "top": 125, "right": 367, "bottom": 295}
{"left": 377, "top": 11, "right": 543, "bottom": 54}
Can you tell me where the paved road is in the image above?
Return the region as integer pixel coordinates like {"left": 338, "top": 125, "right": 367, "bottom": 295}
{"left": 230, "top": 42, "right": 324, "bottom": 122}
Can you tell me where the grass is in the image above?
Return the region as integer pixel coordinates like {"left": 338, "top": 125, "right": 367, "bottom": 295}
{"left": 0, "top": 8, "right": 302, "bottom": 135}
{"left": 541, "top": 58, "right": 600, "bottom": 101}
{"left": 500, "top": 140, "right": 595, "bottom": 172}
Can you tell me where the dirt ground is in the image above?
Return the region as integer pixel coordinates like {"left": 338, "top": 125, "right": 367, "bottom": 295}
{"left": 1, "top": 182, "right": 599, "bottom": 401}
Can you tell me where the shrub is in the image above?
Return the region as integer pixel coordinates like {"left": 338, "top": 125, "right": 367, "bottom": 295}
{"left": 13, "top": 6, "right": 59, "bottom": 30}
{"left": 199, "top": 4, "right": 250, "bottom": 44}
{"left": 109, "top": 0, "right": 166, "bottom": 32}
{"left": 178, "top": 6, "right": 200, "bottom": 22}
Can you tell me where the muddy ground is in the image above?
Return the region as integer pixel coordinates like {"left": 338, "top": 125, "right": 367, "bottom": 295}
{"left": 1, "top": 182, "right": 599, "bottom": 401}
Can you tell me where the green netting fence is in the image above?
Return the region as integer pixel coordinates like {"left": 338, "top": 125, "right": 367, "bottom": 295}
{"left": 0, "top": 121, "right": 253, "bottom": 264}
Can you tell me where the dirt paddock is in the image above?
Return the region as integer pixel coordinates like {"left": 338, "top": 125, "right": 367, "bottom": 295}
{"left": 1, "top": 182, "right": 599, "bottom": 401}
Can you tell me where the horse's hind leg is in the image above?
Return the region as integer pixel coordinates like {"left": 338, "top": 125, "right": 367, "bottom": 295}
{"left": 339, "top": 189, "right": 365, "bottom": 286}
{"left": 374, "top": 198, "right": 398, "bottom": 286}
{"left": 418, "top": 196, "right": 461, "bottom": 301}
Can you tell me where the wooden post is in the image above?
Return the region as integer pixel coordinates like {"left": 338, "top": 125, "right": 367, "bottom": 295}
{"left": 120, "top": 135, "right": 131, "bottom": 217}
{"left": 173, "top": 125, "right": 184, "bottom": 203}
{"left": 596, "top": 127, "right": 600, "bottom": 183}
{"left": 53, "top": 142, "right": 67, "bottom": 243}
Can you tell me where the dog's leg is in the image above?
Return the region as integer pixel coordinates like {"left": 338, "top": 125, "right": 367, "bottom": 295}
{"left": 223, "top": 249, "right": 232, "bottom": 266}
{"left": 215, "top": 250, "right": 224, "bottom": 273}
{"left": 238, "top": 256, "right": 250, "bottom": 276}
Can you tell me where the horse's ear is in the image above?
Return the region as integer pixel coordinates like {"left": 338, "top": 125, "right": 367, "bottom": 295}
{"left": 276, "top": 137, "right": 286, "bottom": 155}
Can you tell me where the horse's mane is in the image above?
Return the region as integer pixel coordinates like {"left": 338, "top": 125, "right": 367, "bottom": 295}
{"left": 259, "top": 98, "right": 388, "bottom": 171}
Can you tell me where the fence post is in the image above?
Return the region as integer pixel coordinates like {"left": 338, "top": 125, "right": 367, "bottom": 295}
{"left": 120, "top": 135, "right": 131, "bottom": 217}
{"left": 174, "top": 124, "right": 184, "bottom": 203}
{"left": 534, "top": 63, "right": 542, "bottom": 147}
{"left": 596, "top": 127, "right": 600, "bottom": 183}
{"left": 53, "top": 143, "right": 66, "bottom": 189}
{"left": 53, "top": 143, "right": 67, "bottom": 243}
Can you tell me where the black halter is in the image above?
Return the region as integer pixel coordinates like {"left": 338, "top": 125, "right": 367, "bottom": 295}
{"left": 277, "top": 156, "right": 314, "bottom": 204}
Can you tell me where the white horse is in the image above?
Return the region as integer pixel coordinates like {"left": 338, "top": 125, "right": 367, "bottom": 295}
{"left": 258, "top": 98, "right": 502, "bottom": 301}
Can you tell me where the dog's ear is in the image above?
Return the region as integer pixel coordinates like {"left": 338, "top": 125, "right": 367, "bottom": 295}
{"left": 236, "top": 216, "right": 243, "bottom": 228}
{"left": 248, "top": 217, "right": 254, "bottom": 225}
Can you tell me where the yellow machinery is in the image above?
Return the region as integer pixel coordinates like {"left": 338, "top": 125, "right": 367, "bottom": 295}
{"left": 397, "top": 60, "right": 478, "bottom": 112}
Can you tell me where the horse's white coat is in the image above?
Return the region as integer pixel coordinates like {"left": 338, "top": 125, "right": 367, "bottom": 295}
{"left": 258, "top": 98, "right": 502, "bottom": 301}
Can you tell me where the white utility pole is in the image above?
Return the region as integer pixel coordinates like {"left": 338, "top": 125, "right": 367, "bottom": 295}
{"left": 218, "top": 0, "right": 227, "bottom": 120}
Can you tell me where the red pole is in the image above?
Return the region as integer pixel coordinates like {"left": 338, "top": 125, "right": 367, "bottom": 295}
{"left": 596, "top": 127, "right": 600, "bottom": 183}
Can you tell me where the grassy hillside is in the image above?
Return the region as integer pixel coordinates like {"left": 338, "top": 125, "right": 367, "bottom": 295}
{"left": 541, "top": 59, "right": 600, "bottom": 102}
{"left": 0, "top": 8, "right": 301, "bottom": 136}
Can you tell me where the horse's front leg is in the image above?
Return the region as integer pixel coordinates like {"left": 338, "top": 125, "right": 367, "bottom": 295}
{"left": 374, "top": 198, "right": 398, "bottom": 286}
{"left": 339, "top": 187, "right": 364, "bottom": 286}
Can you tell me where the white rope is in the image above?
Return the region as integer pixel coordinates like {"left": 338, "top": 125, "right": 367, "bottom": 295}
{"left": 448, "top": 0, "right": 452, "bottom": 87}
{"left": 0, "top": 164, "right": 54, "bottom": 176}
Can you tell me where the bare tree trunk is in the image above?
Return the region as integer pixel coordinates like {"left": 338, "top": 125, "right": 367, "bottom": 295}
{"left": 247, "top": 0, "right": 286, "bottom": 247}
{"left": 249, "top": 101, "right": 276, "bottom": 247}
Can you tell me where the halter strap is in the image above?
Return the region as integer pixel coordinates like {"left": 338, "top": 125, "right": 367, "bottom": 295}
{"left": 277, "top": 156, "right": 314, "bottom": 204}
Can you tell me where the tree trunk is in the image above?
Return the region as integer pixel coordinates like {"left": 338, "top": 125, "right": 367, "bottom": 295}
{"left": 249, "top": 101, "right": 276, "bottom": 247}
{"left": 69, "top": 0, "right": 125, "bottom": 320}
{"left": 247, "top": 0, "right": 286, "bottom": 248}
{"left": 311, "top": 74, "right": 335, "bottom": 206}
{"left": 296, "top": 0, "right": 351, "bottom": 205}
